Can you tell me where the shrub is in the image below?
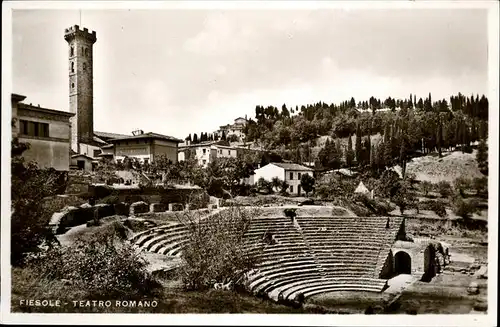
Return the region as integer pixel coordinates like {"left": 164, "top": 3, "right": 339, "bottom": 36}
{"left": 27, "top": 233, "right": 159, "bottom": 298}
{"left": 454, "top": 177, "right": 472, "bottom": 197}
{"left": 436, "top": 181, "right": 452, "bottom": 198}
{"left": 11, "top": 139, "right": 69, "bottom": 265}
{"left": 419, "top": 200, "right": 447, "bottom": 218}
{"left": 452, "top": 197, "right": 477, "bottom": 219}
{"left": 100, "top": 195, "right": 121, "bottom": 205}
{"left": 256, "top": 178, "right": 272, "bottom": 194}
{"left": 419, "top": 181, "right": 433, "bottom": 197}
{"left": 472, "top": 177, "right": 488, "bottom": 197}
{"left": 176, "top": 206, "right": 261, "bottom": 290}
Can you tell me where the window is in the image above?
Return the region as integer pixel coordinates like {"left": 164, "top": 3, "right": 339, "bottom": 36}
{"left": 93, "top": 149, "right": 101, "bottom": 157}
{"left": 81, "top": 46, "right": 84, "bottom": 54}
{"left": 19, "top": 120, "right": 49, "bottom": 137}
{"left": 289, "top": 185, "right": 293, "bottom": 193}
{"left": 228, "top": 150, "right": 231, "bottom": 155}
{"left": 83, "top": 63, "right": 87, "bottom": 71}
{"left": 144, "top": 158, "right": 149, "bottom": 164}
{"left": 85, "top": 48, "right": 89, "bottom": 57}
{"left": 203, "top": 149, "right": 206, "bottom": 154}
{"left": 116, "top": 159, "right": 122, "bottom": 164}
{"left": 70, "top": 46, "right": 74, "bottom": 57}
{"left": 202, "top": 159, "right": 207, "bottom": 165}
{"left": 289, "top": 172, "right": 293, "bottom": 180}
{"left": 71, "top": 83, "right": 75, "bottom": 89}
{"left": 298, "top": 173, "right": 302, "bottom": 179}
{"left": 71, "top": 62, "right": 74, "bottom": 73}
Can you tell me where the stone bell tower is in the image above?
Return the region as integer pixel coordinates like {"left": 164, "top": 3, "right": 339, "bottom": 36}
{"left": 64, "top": 25, "right": 97, "bottom": 152}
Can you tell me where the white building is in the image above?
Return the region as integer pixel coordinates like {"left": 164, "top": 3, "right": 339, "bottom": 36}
{"left": 178, "top": 142, "right": 260, "bottom": 168}
{"left": 253, "top": 162, "right": 314, "bottom": 196}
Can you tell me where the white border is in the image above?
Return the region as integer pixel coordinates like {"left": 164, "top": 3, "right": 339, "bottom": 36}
{"left": 1, "top": 1, "right": 498, "bottom": 326}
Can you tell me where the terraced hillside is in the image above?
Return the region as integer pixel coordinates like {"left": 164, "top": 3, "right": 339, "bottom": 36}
{"left": 130, "top": 209, "right": 405, "bottom": 302}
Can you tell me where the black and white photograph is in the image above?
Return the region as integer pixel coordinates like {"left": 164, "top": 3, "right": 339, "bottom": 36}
{"left": 1, "top": 1, "right": 498, "bottom": 325}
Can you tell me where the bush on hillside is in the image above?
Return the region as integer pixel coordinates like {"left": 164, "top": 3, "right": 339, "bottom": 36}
{"left": 454, "top": 177, "right": 472, "bottom": 197}
{"left": 418, "top": 200, "right": 447, "bottom": 218}
{"left": 419, "top": 181, "right": 433, "bottom": 197}
{"left": 452, "top": 197, "right": 477, "bottom": 220}
{"left": 472, "top": 177, "right": 488, "bottom": 197}
{"left": 26, "top": 232, "right": 159, "bottom": 299}
{"left": 376, "top": 170, "right": 401, "bottom": 198}
{"left": 11, "top": 139, "right": 70, "bottom": 266}
{"left": 436, "top": 181, "right": 452, "bottom": 198}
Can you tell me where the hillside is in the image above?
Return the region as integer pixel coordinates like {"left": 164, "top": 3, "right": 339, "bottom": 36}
{"left": 403, "top": 150, "right": 484, "bottom": 183}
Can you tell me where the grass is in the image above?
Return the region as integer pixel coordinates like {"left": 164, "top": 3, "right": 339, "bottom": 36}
{"left": 11, "top": 267, "right": 315, "bottom": 313}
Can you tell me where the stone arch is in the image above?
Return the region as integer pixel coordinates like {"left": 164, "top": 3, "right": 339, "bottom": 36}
{"left": 394, "top": 251, "right": 411, "bottom": 275}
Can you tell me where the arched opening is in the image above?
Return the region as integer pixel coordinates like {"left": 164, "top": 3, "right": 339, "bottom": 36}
{"left": 71, "top": 62, "right": 74, "bottom": 73}
{"left": 394, "top": 251, "right": 411, "bottom": 275}
{"left": 85, "top": 48, "right": 89, "bottom": 57}
{"left": 70, "top": 46, "right": 74, "bottom": 57}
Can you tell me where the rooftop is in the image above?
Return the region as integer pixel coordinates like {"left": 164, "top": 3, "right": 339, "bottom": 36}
{"left": 17, "top": 102, "right": 74, "bottom": 118}
{"left": 94, "top": 131, "right": 131, "bottom": 140}
{"left": 108, "top": 132, "right": 183, "bottom": 143}
{"left": 269, "top": 162, "right": 314, "bottom": 171}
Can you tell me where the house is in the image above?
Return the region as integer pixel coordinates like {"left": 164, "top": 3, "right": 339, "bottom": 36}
{"left": 217, "top": 117, "right": 247, "bottom": 141}
{"left": 12, "top": 93, "right": 74, "bottom": 171}
{"left": 178, "top": 141, "right": 218, "bottom": 167}
{"left": 107, "top": 131, "right": 183, "bottom": 165}
{"left": 71, "top": 154, "right": 97, "bottom": 171}
{"left": 253, "top": 162, "right": 314, "bottom": 196}
{"left": 178, "top": 141, "right": 263, "bottom": 168}
{"left": 354, "top": 181, "right": 374, "bottom": 199}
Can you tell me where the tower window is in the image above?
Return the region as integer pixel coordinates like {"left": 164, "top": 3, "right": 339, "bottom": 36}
{"left": 85, "top": 48, "right": 89, "bottom": 57}
{"left": 71, "top": 62, "right": 74, "bottom": 73}
{"left": 81, "top": 46, "right": 84, "bottom": 55}
{"left": 71, "top": 83, "right": 75, "bottom": 88}
{"left": 83, "top": 63, "right": 87, "bottom": 71}
{"left": 70, "top": 46, "right": 74, "bottom": 57}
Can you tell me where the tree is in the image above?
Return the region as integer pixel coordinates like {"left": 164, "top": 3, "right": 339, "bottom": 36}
{"left": 355, "top": 124, "right": 362, "bottom": 164}
{"left": 392, "top": 180, "right": 416, "bottom": 215}
{"left": 300, "top": 174, "right": 315, "bottom": 196}
{"left": 256, "top": 177, "right": 272, "bottom": 194}
{"left": 177, "top": 206, "right": 261, "bottom": 290}
{"left": 345, "top": 135, "right": 355, "bottom": 169}
{"left": 193, "top": 133, "right": 199, "bottom": 144}
{"left": 11, "top": 139, "right": 69, "bottom": 265}
{"left": 271, "top": 176, "right": 283, "bottom": 193}
{"left": 476, "top": 138, "right": 488, "bottom": 175}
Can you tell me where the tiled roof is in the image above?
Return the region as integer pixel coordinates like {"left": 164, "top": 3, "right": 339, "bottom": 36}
{"left": 270, "top": 162, "right": 314, "bottom": 171}
{"left": 108, "top": 132, "right": 183, "bottom": 143}
{"left": 94, "top": 131, "right": 131, "bottom": 140}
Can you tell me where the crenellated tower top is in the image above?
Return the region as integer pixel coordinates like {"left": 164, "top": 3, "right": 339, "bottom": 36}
{"left": 64, "top": 25, "right": 97, "bottom": 44}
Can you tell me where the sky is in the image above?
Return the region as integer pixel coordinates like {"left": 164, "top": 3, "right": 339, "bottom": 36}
{"left": 11, "top": 7, "right": 489, "bottom": 140}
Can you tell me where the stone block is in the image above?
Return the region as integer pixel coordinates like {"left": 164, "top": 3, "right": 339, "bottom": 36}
{"left": 114, "top": 202, "right": 130, "bottom": 216}
{"left": 130, "top": 201, "right": 149, "bottom": 216}
{"left": 169, "top": 203, "right": 184, "bottom": 212}
{"left": 150, "top": 203, "right": 166, "bottom": 213}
